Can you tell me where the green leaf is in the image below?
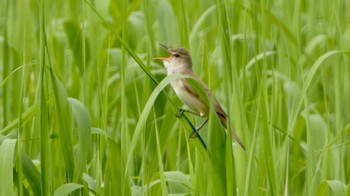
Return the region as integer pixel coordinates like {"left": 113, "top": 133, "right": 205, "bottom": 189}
{"left": 289, "top": 50, "right": 350, "bottom": 133}
{"left": 303, "top": 113, "right": 327, "bottom": 152}
{"left": 186, "top": 77, "right": 209, "bottom": 106}
{"left": 21, "top": 151, "right": 42, "bottom": 195}
{"left": 189, "top": 5, "right": 216, "bottom": 41}
{"left": 83, "top": 173, "right": 97, "bottom": 193}
{"left": 52, "top": 183, "right": 84, "bottom": 196}
{"left": 68, "top": 98, "right": 91, "bottom": 183}
{"left": 61, "top": 19, "right": 90, "bottom": 68}
{"left": 208, "top": 96, "right": 227, "bottom": 196}
{"left": 165, "top": 171, "right": 192, "bottom": 193}
{"left": 0, "top": 139, "right": 17, "bottom": 196}
{"left": 148, "top": 171, "right": 192, "bottom": 194}
{"left": 49, "top": 69, "right": 75, "bottom": 182}
{"left": 124, "top": 74, "right": 188, "bottom": 180}
{"left": 317, "top": 180, "right": 347, "bottom": 196}
{"left": 0, "top": 102, "right": 40, "bottom": 135}
{"left": 245, "top": 51, "right": 278, "bottom": 72}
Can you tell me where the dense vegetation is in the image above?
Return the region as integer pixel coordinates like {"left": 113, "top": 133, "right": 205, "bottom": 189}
{"left": 1, "top": 0, "right": 350, "bottom": 195}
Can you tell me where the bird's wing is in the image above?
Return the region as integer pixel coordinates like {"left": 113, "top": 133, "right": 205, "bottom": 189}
{"left": 181, "top": 73, "right": 246, "bottom": 150}
{"left": 181, "top": 72, "right": 227, "bottom": 119}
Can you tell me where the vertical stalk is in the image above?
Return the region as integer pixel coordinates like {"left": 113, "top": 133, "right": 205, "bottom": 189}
{"left": 16, "top": 0, "right": 28, "bottom": 194}
{"left": 120, "top": 0, "right": 131, "bottom": 195}
{"left": 39, "top": 0, "right": 49, "bottom": 194}
{"left": 82, "top": 0, "right": 87, "bottom": 105}
{"left": 2, "top": 0, "right": 10, "bottom": 128}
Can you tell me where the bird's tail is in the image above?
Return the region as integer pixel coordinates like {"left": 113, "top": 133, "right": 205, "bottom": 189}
{"left": 230, "top": 128, "right": 246, "bottom": 150}
{"left": 219, "top": 115, "right": 246, "bottom": 150}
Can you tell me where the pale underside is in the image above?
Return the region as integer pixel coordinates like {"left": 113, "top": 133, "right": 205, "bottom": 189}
{"left": 163, "top": 58, "right": 245, "bottom": 150}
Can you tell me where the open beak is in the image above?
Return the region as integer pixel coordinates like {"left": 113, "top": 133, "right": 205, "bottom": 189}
{"left": 153, "top": 56, "right": 172, "bottom": 61}
{"left": 159, "top": 43, "right": 168, "bottom": 51}
{"left": 154, "top": 43, "right": 172, "bottom": 61}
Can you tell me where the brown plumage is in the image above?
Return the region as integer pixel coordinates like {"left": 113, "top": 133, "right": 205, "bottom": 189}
{"left": 154, "top": 46, "right": 245, "bottom": 150}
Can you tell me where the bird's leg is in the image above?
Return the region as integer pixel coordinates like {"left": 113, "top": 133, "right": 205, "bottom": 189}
{"left": 189, "top": 118, "right": 208, "bottom": 138}
{"left": 175, "top": 108, "right": 186, "bottom": 118}
{"left": 175, "top": 108, "right": 208, "bottom": 138}
{"left": 175, "top": 108, "right": 202, "bottom": 118}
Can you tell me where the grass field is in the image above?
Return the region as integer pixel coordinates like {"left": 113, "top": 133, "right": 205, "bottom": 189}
{"left": 1, "top": 0, "right": 350, "bottom": 195}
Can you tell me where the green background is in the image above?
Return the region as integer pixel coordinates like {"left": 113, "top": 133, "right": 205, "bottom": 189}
{"left": 1, "top": 0, "right": 350, "bottom": 195}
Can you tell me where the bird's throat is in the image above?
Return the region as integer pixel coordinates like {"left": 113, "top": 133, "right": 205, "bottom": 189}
{"left": 165, "top": 62, "right": 191, "bottom": 75}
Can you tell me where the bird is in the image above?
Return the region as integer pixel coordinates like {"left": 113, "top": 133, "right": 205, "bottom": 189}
{"left": 154, "top": 44, "right": 245, "bottom": 150}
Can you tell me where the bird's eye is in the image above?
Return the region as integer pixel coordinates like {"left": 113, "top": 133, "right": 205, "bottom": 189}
{"left": 173, "top": 53, "right": 180, "bottom": 57}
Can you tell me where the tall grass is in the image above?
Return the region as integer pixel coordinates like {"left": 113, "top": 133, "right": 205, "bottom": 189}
{"left": 1, "top": 0, "right": 350, "bottom": 195}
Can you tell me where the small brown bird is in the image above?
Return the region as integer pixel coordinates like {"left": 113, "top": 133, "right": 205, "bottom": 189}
{"left": 154, "top": 44, "right": 245, "bottom": 150}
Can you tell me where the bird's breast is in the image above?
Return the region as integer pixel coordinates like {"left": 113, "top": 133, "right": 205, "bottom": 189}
{"left": 170, "top": 79, "right": 207, "bottom": 116}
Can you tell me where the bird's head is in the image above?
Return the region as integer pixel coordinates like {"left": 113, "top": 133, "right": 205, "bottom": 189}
{"left": 154, "top": 44, "right": 193, "bottom": 74}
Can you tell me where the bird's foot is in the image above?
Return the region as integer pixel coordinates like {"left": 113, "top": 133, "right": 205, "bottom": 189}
{"left": 189, "top": 118, "right": 208, "bottom": 138}
{"left": 175, "top": 108, "right": 186, "bottom": 118}
{"left": 189, "top": 130, "right": 200, "bottom": 138}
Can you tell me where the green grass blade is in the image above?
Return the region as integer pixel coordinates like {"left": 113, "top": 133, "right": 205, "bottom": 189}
{"left": 21, "top": 150, "right": 42, "bottom": 195}
{"left": 124, "top": 73, "right": 188, "bottom": 179}
{"left": 153, "top": 109, "right": 168, "bottom": 195}
{"left": 208, "top": 99, "right": 229, "bottom": 196}
{"left": 2, "top": 0, "right": 10, "bottom": 127}
{"left": 84, "top": 0, "right": 158, "bottom": 85}
{"left": 38, "top": 0, "right": 50, "bottom": 194}
{"left": 68, "top": 98, "right": 91, "bottom": 183}
{"left": 52, "top": 183, "right": 84, "bottom": 196}
{"left": 0, "top": 139, "right": 17, "bottom": 195}
{"left": 49, "top": 69, "right": 75, "bottom": 182}
{"left": 290, "top": 51, "right": 350, "bottom": 133}
{"left": 0, "top": 101, "right": 40, "bottom": 135}
{"left": 1, "top": 0, "right": 350, "bottom": 195}
{"left": 189, "top": 5, "right": 216, "bottom": 41}
{"left": 317, "top": 180, "right": 347, "bottom": 196}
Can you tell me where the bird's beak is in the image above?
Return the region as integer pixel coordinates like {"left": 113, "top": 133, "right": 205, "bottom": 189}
{"left": 153, "top": 56, "right": 172, "bottom": 61}
{"left": 159, "top": 43, "right": 168, "bottom": 51}
{"left": 154, "top": 43, "right": 172, "bottom": 61}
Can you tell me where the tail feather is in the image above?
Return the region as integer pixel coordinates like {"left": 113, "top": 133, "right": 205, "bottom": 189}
{"left": 219, "top": 114, "right": 246, "bottom": 150}
{"left": 230, "top": 129, "right": 246, "bottom": 150}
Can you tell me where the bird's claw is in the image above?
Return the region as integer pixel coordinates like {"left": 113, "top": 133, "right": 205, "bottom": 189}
{"left": 189, "top": 129, "right": 200, "bottom": 138}
{"left": 175, "top": 108, "right": 186, "bottom": 118}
